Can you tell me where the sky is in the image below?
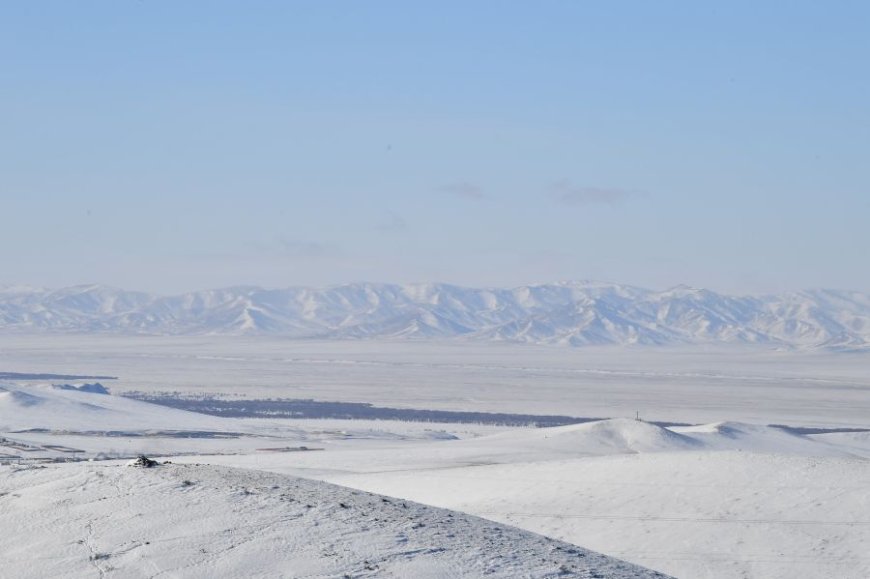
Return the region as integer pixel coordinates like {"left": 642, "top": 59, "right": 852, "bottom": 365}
{"left": 1, "top": 1, "right": 868, "bottom": 295}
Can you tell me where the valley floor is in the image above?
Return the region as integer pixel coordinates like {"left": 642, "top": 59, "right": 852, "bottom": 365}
{"left": 3, "top": 336, "right": 870, "bottom": 427}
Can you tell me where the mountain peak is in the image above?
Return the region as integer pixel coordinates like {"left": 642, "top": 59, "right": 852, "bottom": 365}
{"left": 0, "top": 282, "right": 868, "bottom": 350}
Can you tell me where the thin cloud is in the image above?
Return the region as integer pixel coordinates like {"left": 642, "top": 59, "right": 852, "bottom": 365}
{"left": 550, "top": 180, "right": 636, "bottom": 206}
{"left": 193, "top": 239, "right": 344, "bottom": 262}
{"left": 274, "top": 239, "right": 342, "bottom": 259}
{"left": 440, "top": 182, "right": 486, "bottom": 200}
{"left": 375, "top": 211, "right": 407, "bottom": 232}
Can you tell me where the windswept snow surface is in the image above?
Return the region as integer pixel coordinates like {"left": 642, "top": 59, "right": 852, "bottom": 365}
{"left": 0, "top": 462, "right": 667, "bottom": 579}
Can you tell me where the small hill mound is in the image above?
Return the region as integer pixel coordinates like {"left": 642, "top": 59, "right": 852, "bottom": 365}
{"left": 672, "top": 421, "right": 845, "bottom": 456}
{"left": 477, "top": 418, "right": 701, "bottom": 456}
{"left": 567, "top": 419, "right": 702, "bottom": 453}
{"left": 469, "top": 419, "right": 847, "bottom": 459}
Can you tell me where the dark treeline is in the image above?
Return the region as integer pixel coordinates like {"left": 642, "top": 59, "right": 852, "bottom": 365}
{"left": 0, "top": 372, "right": 117, "bottom": 380}
{"left": 125, "top": 393, "right": 690, "bottom": 428}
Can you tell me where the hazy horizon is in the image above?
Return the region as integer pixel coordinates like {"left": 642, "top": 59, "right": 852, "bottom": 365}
{"left": 4, "top": 278, "right": 870, "bottom": 298}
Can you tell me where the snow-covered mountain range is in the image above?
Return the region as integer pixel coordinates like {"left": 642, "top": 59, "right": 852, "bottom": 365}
{"left": 2, "top": 282, "right": 869, "bottom": 349}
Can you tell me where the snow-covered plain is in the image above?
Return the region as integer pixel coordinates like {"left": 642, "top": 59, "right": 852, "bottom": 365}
{"left": 2, "top": 335, "right": 869, "bottom": 427}
{"left": 2, "top": 336, "right": 870, "bottom": 578}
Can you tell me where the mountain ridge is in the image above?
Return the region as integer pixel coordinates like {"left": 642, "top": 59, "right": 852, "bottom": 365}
{"left": 1, "top": 282, "right": 869, "bottom": 349}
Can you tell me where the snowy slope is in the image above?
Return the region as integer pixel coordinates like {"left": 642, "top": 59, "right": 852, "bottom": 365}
{"left": 191, "top": 419, "right": 870, "bottom": 579}
{"left": 0, "top": 383, "right": 244, "bottom": 433}
{"left": 3, "top": 282, "right": 870, "bottom": 348}
{"left": 0, "top": 462, "right": 668, "bottom": 579}
{"left": 324, "top": 453, "right": 870, "bottom": 579}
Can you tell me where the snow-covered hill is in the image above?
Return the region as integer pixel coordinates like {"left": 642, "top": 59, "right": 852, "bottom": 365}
{"left": 203, "top": 419, "right": 870, "bottom": 579}
{"left": 2, "top": 282, "right": 870, "bottom": 349}
{"left": 0, "top": 382, "right": 237, "bottom": 433}
{"left": 0, "top": 462, "right": 668, "bottom": 578}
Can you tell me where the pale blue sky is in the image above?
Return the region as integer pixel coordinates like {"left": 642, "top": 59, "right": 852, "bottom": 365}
{"left": 1, "top": 1, "right": 868, "bottom": 294}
